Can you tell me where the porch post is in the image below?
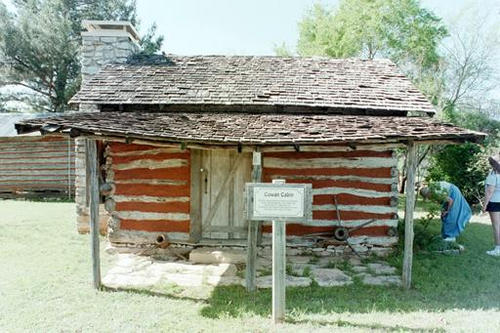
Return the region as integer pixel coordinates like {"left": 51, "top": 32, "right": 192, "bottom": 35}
{"left": 246, "top": 149, "right": 262, "bottom": 292}
{"left": 86, "top": 139, "right": 101, "bottom": 289}
{"left": 271, "top": 179, "right": 286, "bottom": 323}
{"left": 189, "top": 149, "right": 202, "bottom": 243}
{"left": 402, "top": 141, "right": 417, "bottom": 289}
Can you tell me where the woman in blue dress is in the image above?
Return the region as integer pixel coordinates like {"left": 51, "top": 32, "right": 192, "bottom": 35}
{"left": 420, "top": 181, "right": 472, "bottom": 242}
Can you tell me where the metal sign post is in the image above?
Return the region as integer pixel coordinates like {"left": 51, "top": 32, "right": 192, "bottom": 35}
{"left": 246, "top": 180, "right": 312, "bottom": 324}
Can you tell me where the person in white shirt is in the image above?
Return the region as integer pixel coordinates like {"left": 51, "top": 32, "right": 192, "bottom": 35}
{"left": 484, "top": 155, "right": 500, "bottom": 256}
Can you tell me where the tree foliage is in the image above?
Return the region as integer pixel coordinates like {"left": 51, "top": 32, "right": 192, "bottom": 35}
{"left": 297, "top": 0, "right": 447, "bottom": 69}
{"left": 294, "top": 0, "right": 448, "bottom": 101}
{"left": 0, "top": 94, "right": 7, "bottom": 112}
{"left": 273, "top": 42, "right": 292, "bottom": 57}
{"left": 426, "top": 143, "right": 485, "bottom": 206}
{"left": 425, "top": 6, "right": 499, "bottom": 207}
{"left": 0, "top": 0, "right": 163, "bottom": 112}
{"left": 437, "top": 10, "right": 500, "bottom": 117}
{"left": 426, "top": 107, "right": 500, "bottom": 206}
{"left": 291, "top": 1, "right": 499, "bottom": 204}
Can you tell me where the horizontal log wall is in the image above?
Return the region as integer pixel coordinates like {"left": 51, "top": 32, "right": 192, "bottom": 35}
{"left": 105, "top": 142, "right": 191, "bottom": 245}
{"left": 98, "top": 142, "right": 398, "bottom": 249}
{"left": 262, "top": 149, "right": 399, "bottom": 247}
{"left": 0, "top": 136, "right": 75, "bottom": 197}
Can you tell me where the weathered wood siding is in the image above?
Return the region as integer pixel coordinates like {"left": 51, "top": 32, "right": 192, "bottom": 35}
{"left": 101, "top": 142, "right": 398, "bottom": 248}
{"left": 0, "top": 136, "right": 75, "bottom": 197}
{"left": 199, "top": 150, "right": 252, "bottom": 239}
{"left": 262, "top": 148, "right": 399, "bottom": 246}
{"left": 105, "top": 142, "right": 191, "bottom": 244}
{"left": 75, "top": 138, "right": 108, "bottom": 234}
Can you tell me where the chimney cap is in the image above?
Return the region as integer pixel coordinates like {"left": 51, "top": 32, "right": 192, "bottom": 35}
{"left": 82, "top": 20, "right": 140, "bottom": 42}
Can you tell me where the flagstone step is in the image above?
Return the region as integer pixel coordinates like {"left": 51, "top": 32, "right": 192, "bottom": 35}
{"left": 189, "top": 247, "right": 246, "bottom": 264}
{"left": 256, "top": 275, "right": 312, "bottom": 288}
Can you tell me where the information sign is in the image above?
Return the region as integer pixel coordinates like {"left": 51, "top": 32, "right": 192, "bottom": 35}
{"left": 245, "top": 180, "right": 312, "bottom": 324}
{"left": 246, "top": 183, "right": 312, "bottom": 222}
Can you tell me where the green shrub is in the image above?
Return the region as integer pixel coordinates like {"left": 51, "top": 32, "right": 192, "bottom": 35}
{"left": 398, "top": 195, "right": 451, "bottom": 252}
{"left": 426, "top": 108, "right": 499, "bottom": 206}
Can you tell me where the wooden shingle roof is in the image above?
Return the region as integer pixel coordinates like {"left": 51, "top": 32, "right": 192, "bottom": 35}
{"left": 16, "top": 112, "right": 484, "bottom": 146}
{"left": 71, "top": 55, "right": 436, "bottom": 115}
{"left": 0, "top": 113, "right": 63, "bottom": 137}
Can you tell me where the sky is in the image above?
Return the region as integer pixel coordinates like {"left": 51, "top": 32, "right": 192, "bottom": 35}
{"left": 2, "top": 0, "right": 498, "bottom": 58}
{"left": 136, "top": 0, "right": 500, "bottom": 104}
{"left": 1, "top": 0, "right": 499, "bottom": 111}
{"left": 136, "top": 0, "right": 500, "bottom": 56}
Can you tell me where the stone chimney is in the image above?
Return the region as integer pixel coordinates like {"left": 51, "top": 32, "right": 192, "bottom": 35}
{"left": 75, "top": 21, "right": 140, "bottom": 236}
{"left": 81, "top": 20, "right": 140, "bottom": 84}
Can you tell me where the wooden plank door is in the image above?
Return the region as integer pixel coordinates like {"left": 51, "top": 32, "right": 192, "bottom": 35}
{"left": 200, "top": 150, "right": 251, "bottom": 239}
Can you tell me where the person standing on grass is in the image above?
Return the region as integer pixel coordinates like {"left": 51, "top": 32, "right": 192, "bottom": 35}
{"left": 420, "top": 181, "right": 471, "bottom": 242}
{"left": 484, "top": 155, "right": 500, "bottom": 256}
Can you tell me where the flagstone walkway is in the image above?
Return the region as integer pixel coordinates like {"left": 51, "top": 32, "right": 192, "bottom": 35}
{"left": 103, "top": 247, "right": 401, "bottom": 290}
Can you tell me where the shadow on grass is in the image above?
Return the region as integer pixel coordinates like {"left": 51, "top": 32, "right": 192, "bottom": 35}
{"left": 200, "top": 222, "right": 500, "bottom": 320}
{"left": 288, "top": 318, "right": 445, "bottom": 332}
{"left": 101, "top": 285, "right": 208, "bottom": 303}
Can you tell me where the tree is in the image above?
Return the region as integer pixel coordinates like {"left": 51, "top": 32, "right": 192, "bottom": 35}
{"left": 426, "top": 143, "right": 493, "bottom": 207}
{"left": 438, "top": 6, "right": 500, "bottom": 115}
{"left": 426, "top": 105, "right": 500, "bottom": 206}
{"left": 0, "top": 94, "right": 7, "bottom": 112}
{"left": 291, "top": 0, "right": 449, "bottom": 103}
{"left": 273, "top": 42, "right": 292, "bottom": 57}
{"left": 287, "top": 1, "right": 500, "bottom": 199}
{"left": 296, "top": 1, "right": 447, "bottom": 70}
{"left": 291, "top": 1, "right": 448, "bottom": 192}
{"left": 0, "top": 0, "right": 163, "bottom": 112}
{"left": 425, "top": 6, "right": 500, "bottom": 207}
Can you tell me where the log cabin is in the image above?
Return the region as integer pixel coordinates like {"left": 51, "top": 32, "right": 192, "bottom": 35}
{"left": 0, "top": 113, "right": 75, "bottom": 199}
{"left": 15, "top": 21, "right": 485, "bottom": 284}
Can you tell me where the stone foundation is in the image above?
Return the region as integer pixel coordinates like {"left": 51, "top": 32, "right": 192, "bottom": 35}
{"left": 102, "top": 245, "right": 401, "bottom": 291}
{"left": 75, "top": 138, "right": 110, "bottom": 235}
{"left": 105, "top": 239, "right": 394, "bottom": 259}
{"left": 76, "top": 204, "right": 109, "bottom": 235}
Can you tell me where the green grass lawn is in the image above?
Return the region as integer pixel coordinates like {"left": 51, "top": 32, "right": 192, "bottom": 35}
{"left": 1, "top": 200, "right": 500, "bottom": 332}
